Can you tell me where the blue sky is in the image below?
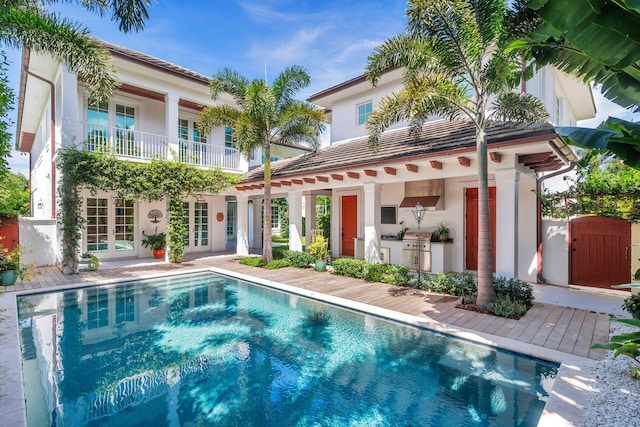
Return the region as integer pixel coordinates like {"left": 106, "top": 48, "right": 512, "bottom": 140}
{"left": 4, "top": 0, "right": 637, "bottom": 175}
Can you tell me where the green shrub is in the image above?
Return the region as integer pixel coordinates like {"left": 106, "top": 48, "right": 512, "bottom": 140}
{"left": 272, "top": 246, "right": 288, "bottom": 260}
{"left": 87, "top": 255, "right": 100, "bottom": 271}
{"left": 451, "top": 272, "right": 477, "bottom": 301}
{"left": 488, "top": 295, "right": 528, "bottom": 318}
{"left": 382, "top": 264, "right": 413, "bottom": 286}
{"left": 363, "top": 263, "right": 392, "bottom": 282}
{"left": 493, "top": 276, "right": 534, "bottom": 307}
{"left": 422, "top": 272, "right": 457, "bottom": 294}
{"left": 239, "top": 256, "right": 265, "bottom": 267}
{"left": 332, "top": 258, "right": 367, "bottom": 278}
{"left": 264, "top": 259, "right": 291, "bottom": 270}
{"left": 283, "top": 250, "right": 314, "bottom": 268}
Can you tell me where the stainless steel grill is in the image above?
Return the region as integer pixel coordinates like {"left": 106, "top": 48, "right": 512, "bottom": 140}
{"left": 402, "top": 231, "right": 432, "bottom": 271}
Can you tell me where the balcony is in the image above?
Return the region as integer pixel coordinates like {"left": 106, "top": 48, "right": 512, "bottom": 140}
{"left": 68, "top": 119, "right": 243, "bottom": 172}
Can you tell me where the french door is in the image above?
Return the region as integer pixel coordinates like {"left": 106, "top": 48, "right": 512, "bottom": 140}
{"left": 85, "top": 196, "right": 136, "bottom": 258}
{"left": 183, "top": 201, "right": 210, "bottom": 252}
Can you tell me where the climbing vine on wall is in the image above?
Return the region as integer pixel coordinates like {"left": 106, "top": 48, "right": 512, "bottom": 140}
{"left": 57, "top": 148, "right": 239, "bottom": 272}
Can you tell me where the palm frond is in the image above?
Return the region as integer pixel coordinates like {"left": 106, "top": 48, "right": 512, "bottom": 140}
{"left": 366, "top": 34, "right": 428, "bottom": 85}
{"left": 109, "top": 0, "right": 151, "bottom": 33}
{"left": 196, "top": 105, "right": 241, "bottom": 134}
{"left": 245, "top": 79, "right": 276, "bottom": 122}
{"left": 209, "top": 67, "right": 250, "bottom": 106}
{"left": 275, "top": 101, "right": 326, "bottom": 150}
{"left": 0, "top": 5, "right": 117, "bottom": 103}
{"left": 490, "top": 91, "right": 549, "bottom": 122}
{"left": 271, "top": 65, "right": 310, "bottom": 110}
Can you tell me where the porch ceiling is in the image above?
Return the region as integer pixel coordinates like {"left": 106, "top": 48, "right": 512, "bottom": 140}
{"left": 235, "top": 119, "right": 572, "bottom": 192}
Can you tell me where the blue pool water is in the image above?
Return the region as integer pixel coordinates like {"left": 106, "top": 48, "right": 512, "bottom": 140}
{"left": 17, "top": 272, "right": 556, "bottom": 426}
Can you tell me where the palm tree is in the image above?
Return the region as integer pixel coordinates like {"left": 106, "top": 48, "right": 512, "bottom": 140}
{"left": 365, "top": 0, "right": 548, "bottom": 310}
{"left": 197, "top": 66, "right": 326, "bottom": 263}
{"left": 0, "top": 0, "right": 152, "bottom": 103}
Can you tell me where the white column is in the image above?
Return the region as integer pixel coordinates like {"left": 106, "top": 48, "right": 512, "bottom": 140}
{"left": 305, "top": 194, "right": 317, "bottom": 249}
{"left": 363, "top": 182, "right": 381, "bottom": 263}
{"left": 252, "top": 198, "right": 263, "bottom": 249}
{"left": 165, "top": 91, "right": 179, "bottom": 160}
{"left": 288, "top": 190, "right": 303, "bottom": 252}
{"left": 60, "top": 68, "right": 79, "bottom": 148}
{"left": 236, "top": 195, "right": 249, "bottom": 256}
{"left": 495, "top": 169, "right": 519, "bottom": 278}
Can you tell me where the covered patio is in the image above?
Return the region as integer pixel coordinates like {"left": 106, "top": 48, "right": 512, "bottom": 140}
{"left": 231, "top": 119, "right": 575, "bottom": 283}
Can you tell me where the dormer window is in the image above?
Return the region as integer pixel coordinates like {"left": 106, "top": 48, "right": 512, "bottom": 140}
{"left": 357, "top": 101, "right": 373, "bottom": 126}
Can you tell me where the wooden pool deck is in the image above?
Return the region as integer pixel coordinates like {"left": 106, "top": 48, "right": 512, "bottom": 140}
{"left": 3, "top": 254, "right": 612, "bottom": 361}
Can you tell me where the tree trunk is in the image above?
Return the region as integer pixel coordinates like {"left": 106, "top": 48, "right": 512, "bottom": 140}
{"left": 262, "top": 142, "right": 273, "bottom": 263}
{"left": 475, "top": 128, "right": 496, "bottom": 311}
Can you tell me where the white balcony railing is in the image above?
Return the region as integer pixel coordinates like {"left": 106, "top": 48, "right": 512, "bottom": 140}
{"left": 178, "top": 139, "right": 241, "bottom": 170}
{"left": 76, "top": 120, "right": 169, "bottom": 161}
{"left": 68, "top": 119, "right": 243, "bottom": 171}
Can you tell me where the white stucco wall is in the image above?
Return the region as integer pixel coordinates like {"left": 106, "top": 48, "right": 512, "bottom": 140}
{"left": 19, "top": 218, "right": 58, "bottom": 266}
{"left": 518, "top": 173, "right": 538, "bottom": 283}
{"left": 541, "top": 219, "right": 569, "bottom": 286}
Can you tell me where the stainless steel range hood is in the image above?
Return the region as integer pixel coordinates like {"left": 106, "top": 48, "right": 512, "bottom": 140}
{"left": 399, "top": 179, "right": 445, "bottom": 210}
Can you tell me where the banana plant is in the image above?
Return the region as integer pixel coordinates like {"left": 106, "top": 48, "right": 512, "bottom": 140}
{"left": 592, "top": 318, "right": 640, "bottom": 379}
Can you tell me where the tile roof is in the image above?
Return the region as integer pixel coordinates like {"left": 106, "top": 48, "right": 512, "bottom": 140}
{"left": 241, "top": 119, "right": 558, "bottom": 182}
{"left": 101, "top": 41, "right": 211, "bottom": 85}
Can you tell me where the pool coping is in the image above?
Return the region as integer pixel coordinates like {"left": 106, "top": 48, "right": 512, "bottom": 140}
{"left": 0, "top": 266, "right": 597, "bottom": 427}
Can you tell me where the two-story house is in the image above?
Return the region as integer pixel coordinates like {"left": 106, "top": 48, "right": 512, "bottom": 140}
{"left": 16, "top": 42, "right": 308, "bottom": 265}
{"left": 232, "top": 67, "right": 595, "bottom": 283}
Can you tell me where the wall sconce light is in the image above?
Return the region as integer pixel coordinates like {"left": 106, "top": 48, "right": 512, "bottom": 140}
{"left": 37, "top": 199, "right": 44, "bottom": 209}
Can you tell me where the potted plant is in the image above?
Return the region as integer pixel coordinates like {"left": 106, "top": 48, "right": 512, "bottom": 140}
{"left": 0, "top": 246, "right": 32, "bottom": 286}
{"left": 397, "top": 220, "right": 408, "bottom": 240}
{"left": 141, "top": 228, "right": 167, "bottom": 259}
{"left": 622, "top": 294, "right": 640, "bottom": 319}
{"left": 308, "top": 231, "right": 329, "bottom": 272}
{"left": 436, "top": 222, "right": 449, "bottom": 242}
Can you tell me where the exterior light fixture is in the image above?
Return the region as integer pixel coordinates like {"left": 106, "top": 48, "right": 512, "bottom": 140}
{"left": 412, "top": 202, "right": 425, "bottom": 277}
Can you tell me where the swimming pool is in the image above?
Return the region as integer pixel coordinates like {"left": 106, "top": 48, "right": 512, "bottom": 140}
{"left": 17, "top": 272, "right": 556, "bottom": 426}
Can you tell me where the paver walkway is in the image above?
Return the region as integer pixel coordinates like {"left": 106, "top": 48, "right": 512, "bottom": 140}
{"left": 2, "top": 254, "right": 611, "bottom": 360}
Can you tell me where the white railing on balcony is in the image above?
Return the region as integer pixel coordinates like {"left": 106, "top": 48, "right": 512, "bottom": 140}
{"left": 67, "top": 119, "right": 243, "bottom": 171}
{"left": 75, "top": 121, "right": 169, "bottom": 161}
{"left": 179, "top": 139, "right": 242, "bottom": 170}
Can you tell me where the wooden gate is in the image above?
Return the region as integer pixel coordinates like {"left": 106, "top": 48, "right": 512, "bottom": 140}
{"left": 0, "top": 217, "right": 19, "bottom": 253}
{"left": 570, "top": 216, "right": 631, "bottom": 288}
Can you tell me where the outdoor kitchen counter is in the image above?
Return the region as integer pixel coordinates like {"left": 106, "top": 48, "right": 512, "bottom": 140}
{"left": 430, "top": 241, "right": 453, "bottom": 274}
{"left": 353, "top": 237, "right": 404, "bottom": 265}
{"left": 353, "top": 238, "right": 452, "bottom": 273}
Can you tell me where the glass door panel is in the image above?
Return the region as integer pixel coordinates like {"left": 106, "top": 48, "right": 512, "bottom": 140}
{"left": 194, "top": 202, "right": 208, "bottom": 247}
{"left": 86, "top": 198, "right": 109, "bottom": 252}
{"left": 114, "top": 198, "right": 135, "bottom": 251}
{"left": 115, "top": 104, "right": 136, "bottom": 156}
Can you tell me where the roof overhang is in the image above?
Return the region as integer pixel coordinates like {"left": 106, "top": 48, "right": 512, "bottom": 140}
{"left": 553, "top": 68, "right": 596, "bottom": 121}
{"left": 16, "top": 49, "right": 60, "bottom": 152}
{"left": 307, "top": 68, "right": 403, "bottom": 109}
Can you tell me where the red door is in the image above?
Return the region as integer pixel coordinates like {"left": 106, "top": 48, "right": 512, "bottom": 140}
{"left": 341, "top": 195, "right": 357, "bottom": 257}
{"left": 570, "top": 216, "right": 631, "bottom": 288}
{"left": 465, "top": 187, "right": 496, "bottom": 271}
{"left": 0, "top": 217, "right": 19, "bottom": 253}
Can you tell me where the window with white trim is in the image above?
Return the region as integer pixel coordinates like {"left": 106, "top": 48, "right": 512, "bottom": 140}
{"left": 225, "top": 127, "right": 234, "bottom": 149}
{"left": 357, "top": 101, "right": 373, "bottom": 126}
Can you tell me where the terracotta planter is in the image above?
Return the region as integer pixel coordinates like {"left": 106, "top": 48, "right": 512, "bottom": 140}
{"left": 0, "top": 270, "right": 18, "bottom": 286}
{"left": 439, "top": 234, "right": 448, "bottom": 242}
{"left": 152, "top": 249, "right": 166, "bottom": 259}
